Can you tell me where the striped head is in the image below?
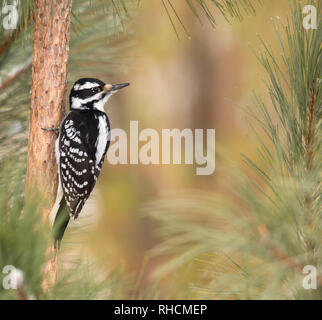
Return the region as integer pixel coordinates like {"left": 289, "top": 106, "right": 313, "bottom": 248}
{"left": 69, "top": 78, "right": 130, "bottom": 112}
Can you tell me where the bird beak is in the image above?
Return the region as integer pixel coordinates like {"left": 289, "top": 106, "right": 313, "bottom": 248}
{"left": 104, "top": 83, "right": 130, "bottom": 92}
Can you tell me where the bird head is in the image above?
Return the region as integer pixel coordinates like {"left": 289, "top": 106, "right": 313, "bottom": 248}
{"left": 69, "top": 78, "right": 130, "bottom": 111}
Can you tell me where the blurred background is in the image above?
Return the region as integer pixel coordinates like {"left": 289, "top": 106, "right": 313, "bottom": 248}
{"left": 1, "top": 0, "right": 319, "bottom": 299}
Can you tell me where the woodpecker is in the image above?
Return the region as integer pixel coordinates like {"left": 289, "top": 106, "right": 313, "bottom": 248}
{"left": 49, "top": 78, "right": 130, "bottom": 248}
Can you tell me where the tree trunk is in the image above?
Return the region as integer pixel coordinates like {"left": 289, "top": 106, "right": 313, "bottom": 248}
{"left": 26, "top": 0, "right": 72, "bottom": 219}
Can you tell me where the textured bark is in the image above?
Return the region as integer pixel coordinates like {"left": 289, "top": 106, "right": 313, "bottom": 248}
{"left": 26, "top": 0, "right": 72, "bottom": 218}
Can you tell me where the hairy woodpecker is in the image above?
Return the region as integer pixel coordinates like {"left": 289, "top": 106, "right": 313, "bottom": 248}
{"left": 49, "top": 78, "right": 130, "bottom": 248}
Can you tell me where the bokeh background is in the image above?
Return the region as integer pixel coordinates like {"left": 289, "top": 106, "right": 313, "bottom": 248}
{"left": 0, "top": 0, "right": 320, "bottom": 299}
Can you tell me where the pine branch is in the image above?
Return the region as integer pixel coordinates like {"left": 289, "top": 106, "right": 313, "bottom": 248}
{"left": 0, "top": 59, "right": 31, "bottom": 91}
{"left": 303, "top": 84, "right": 319, "bottom": 255}
{"left": 306, "top": 87, "right": 316, "bottom": 171}
{"left": 257, "top": 223, "right": 321, "bottom": 283}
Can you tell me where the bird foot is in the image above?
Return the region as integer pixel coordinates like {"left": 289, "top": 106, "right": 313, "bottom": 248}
{"left": 42, "top": 126, "right": 60, "bottom": 134}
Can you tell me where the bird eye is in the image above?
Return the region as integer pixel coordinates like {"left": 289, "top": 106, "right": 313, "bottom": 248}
{"left": 91, "top": 86, "right": 101, "bottom": 93}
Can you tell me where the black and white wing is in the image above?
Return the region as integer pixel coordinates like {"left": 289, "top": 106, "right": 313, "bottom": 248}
{"left": 58, "top": 112, "right": 109, "bottom": 219}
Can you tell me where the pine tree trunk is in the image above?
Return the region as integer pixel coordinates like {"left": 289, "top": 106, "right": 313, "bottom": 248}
{"left": 26, "top": 0, "right": 72, "bottom": 219}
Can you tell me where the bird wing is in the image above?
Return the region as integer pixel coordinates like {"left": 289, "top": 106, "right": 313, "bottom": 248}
{"left": 59, "top": 113, "right": 97, "bottom": 219}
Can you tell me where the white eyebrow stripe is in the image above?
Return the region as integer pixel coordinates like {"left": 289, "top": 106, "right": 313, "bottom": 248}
{"left": 74, "top": 82, "right": 100, "bottom": 91}
{"left": 71, "top": 91, "right": 105, "bottom": 109}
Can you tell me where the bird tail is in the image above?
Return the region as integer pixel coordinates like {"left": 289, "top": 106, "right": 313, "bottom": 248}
{"left": 52, "top": 197, "right": 70, "bottom": 249}
{"left": 49, "top": 164, "right": 70, "bottom": 249}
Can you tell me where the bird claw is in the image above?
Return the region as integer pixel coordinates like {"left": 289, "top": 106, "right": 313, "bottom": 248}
{"left": 42, "top": 126, "right": 60, "bottom": 134}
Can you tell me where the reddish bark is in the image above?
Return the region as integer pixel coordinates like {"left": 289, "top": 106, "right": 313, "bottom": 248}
{"left": 26, "top": 0, "right": 72, "bottom": 218}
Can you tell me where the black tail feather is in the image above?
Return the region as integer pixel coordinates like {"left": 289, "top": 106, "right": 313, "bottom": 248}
{"left": 52, "top": 197, "right": 70, "bottom": 249}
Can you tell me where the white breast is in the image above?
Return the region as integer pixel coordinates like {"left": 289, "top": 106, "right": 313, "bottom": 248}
{"left": 95, "top": 115, "right": 109, "bottom": 166}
